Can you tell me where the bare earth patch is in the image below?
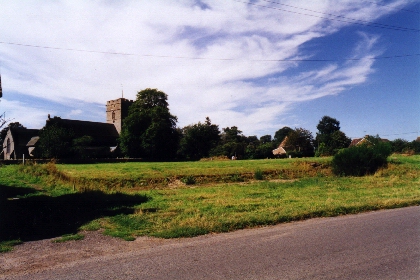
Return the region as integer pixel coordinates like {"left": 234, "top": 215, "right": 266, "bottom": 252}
{"left": 0, "top": 231, "right": 170, "bottom": 278}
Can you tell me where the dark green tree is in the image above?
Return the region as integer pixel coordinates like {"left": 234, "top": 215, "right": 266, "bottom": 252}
{"left": 315, "top": 116, "right": 350, "bottom": 156}
{"left": 391, "top": 138, "right": 409, "bottom": 153}
{"left": 274, "top": 126, "right": 293, "bottom": 146}
{"left": 35, "top": 117, "right": 74, "bottom": 158}
{"left": 178, "top": 117, "right": 220, "bottom": 160}
{"left": 285, "top": 127, "right": 314, "bottom": 157}
{"left": 119, "top": 88, "right": 179, "bottom": 160}
{"left": 259, "top": 135, "right": 272, "bottom": 144}
{"left": 210, "top": 126, "right": 247, "bottom": 159}
{"left": 317, "top": 116, "right": 340, "bottom": 135}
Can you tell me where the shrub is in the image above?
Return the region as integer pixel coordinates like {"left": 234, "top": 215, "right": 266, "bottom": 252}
{"left": 332, "top": 142, "right": 392, "bottom": 176}
{"left": 182, "top": 175, "right": 196, "bottom": 185}
{"left": 254, "top": 169, "right": 264, "bottom": 180}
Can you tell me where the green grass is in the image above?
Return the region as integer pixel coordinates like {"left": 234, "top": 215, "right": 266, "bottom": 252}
{"left": 52, "top": 233, "right": 85, "bottom": 243}
{"left": 0, "top": 240, "right": 22, "bottom": 253}
{"left": 1, "top": 155, "right": 419, "bottom": 249}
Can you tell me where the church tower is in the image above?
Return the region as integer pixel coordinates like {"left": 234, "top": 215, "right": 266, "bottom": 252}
{"left": 106, "top": 98, "right": 133, "bottom": 134}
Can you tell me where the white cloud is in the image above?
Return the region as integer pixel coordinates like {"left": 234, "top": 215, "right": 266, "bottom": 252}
{"left": 0, "top": 0, "right": 412, "bottom": 135}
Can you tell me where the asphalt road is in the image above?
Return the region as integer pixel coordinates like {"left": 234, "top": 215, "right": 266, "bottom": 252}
{"left": 9, "top": 206, "right": 420, "bottom": 280}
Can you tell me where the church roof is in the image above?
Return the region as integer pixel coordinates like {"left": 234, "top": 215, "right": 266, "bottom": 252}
{"left": 47, "top": 117, "right": 119, "bottom": 147}
{"left": 9, "top": 128, "right": 40, "bottom": 147}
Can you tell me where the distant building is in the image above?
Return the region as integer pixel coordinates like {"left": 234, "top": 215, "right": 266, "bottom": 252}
{"left": 349, "top": 135, "right": 389, "bottom": 147}
{"left": 272, "top": 136, "right": 293, "bottom": 156}
{"left": 2, "top": 97, "right": 133, "bottom": 160}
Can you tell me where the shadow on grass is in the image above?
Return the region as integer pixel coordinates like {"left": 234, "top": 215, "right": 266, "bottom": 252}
{"left": 0, "top": 185, "right": 148, "bottom": 242}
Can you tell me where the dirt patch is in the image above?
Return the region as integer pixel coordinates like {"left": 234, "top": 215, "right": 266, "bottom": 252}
{"left": 0, "top": 231, "right": 169, "bottom": 277}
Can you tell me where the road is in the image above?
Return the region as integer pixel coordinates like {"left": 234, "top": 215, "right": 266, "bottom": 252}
{"left": 6, "top": 206, "right": 420, "bottom": 279}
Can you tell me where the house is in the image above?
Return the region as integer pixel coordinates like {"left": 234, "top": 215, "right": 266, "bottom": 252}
{"left": 272, "top": 136, "right": 293, "bottom": 156}
{"left": 349, "top": 135, "right": 389, "bottom": 147}
{"left": 2, "top": 127, "right": 39, "bottom": 160}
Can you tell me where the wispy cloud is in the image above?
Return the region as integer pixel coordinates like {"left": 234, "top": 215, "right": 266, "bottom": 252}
{"left": 0, "top": 0, "right": 413, "bottom": 135}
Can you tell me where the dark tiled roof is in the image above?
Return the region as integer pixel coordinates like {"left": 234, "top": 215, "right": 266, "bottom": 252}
{"left": 48, "top": 118, "right": 118, "bottom": 147}
{"left": 10, "top": 128, "right": 40, "bottom": 147}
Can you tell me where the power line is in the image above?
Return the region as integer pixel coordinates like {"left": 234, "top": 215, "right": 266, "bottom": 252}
{"left": 362, "top": 0, "right": 420, "bottom": 14}
{"left": 258, "top": 0, "right": 420, "bottom": 32}
{"left": 1, "top": 41, "right": 419, "bottom": 62}
{"left": 235, "top": 0, "right": 420, "bottom": 32}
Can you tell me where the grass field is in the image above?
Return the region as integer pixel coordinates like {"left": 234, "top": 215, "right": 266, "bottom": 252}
{"left": 1, "top": 155, "right": 419, "bottom": 251}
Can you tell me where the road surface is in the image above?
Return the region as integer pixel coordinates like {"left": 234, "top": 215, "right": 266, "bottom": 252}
{"left": 4, "top": 206, "right": 420, "bottom": 279}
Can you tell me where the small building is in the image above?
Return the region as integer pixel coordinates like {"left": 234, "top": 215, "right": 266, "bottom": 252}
{"left": 272, "top": 136, "right": 293, "bottom": 156}
{"left": 2, "top": 127, "right": 39, "bottom": 160}
{"left": 349, "top": 135, "right": 389, "bottom": 147}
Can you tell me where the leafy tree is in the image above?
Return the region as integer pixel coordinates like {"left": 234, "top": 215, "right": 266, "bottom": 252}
{"left": 274, "top": 126, "right": 293, "bottom": 146}
{"left": 284, "top": 127, "right": 314, "bottom": 157}
{"left": 35, "top": 117, "right": 74, "bottom": 158}
{"left": 178, "top": 117, "right": 220, "bottom": 160}
{"left": 317, "top": 116, "right": 340, "bottom": 135}
{"left": 315, "top": 116, "right": 350, "bottom": 156}
{"left": 391, "top": 138, "right": 409, "bottom": 153}
{"left": 210, "top": 126, "right": 248, "bottom": 159}
{"left": 259, "top": 135, "right": 272, "bottom": 144}
{"left": 407, "top": 140, "right": 420, "bottom": 154}
{"left": 119, "top": 88, "right": 179, "bottom": 160}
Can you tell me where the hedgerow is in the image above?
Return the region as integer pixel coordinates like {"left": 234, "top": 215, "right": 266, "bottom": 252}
{"left": 332, "top": 142, "right": 392, "bottom": 176}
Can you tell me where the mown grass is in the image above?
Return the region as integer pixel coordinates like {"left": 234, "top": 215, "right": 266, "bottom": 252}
{"left": 1, "top": 155, "right": 419, "bottom": 249}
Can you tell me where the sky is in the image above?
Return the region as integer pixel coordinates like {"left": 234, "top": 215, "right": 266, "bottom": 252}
{"left": 0, "top": 0, "right": 419, "bottom": 141}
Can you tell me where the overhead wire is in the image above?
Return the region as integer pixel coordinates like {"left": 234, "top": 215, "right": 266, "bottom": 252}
{"left": 257, "top": 0, "right": 420, "bottom": 32}
{"left": 234, "top": 0, "right": 420, "bottom": 32}
{"left": 362, "top": 0, "right": 419, "bottom": 14}
{"left": 0, "top": 41, "right": 419, "bottom": 62}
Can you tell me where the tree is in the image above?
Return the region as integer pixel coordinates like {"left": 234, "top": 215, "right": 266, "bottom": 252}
{"left": 178, "top": 117, "right": 220, "bottom": 160}
{"left": 119, "top": 88, "right": 179, "bottom": 160}
{"left": 35, "top": 117, "right": 74, "bottom": 158}
{"left": 315, "top": 116, "right": 350, "bottom": 156}
{"left": 274, "top": 126, "right": 293, "bottom": 146}
{"left": 259, "top": 135, "right": 272, "bottom": 144}
{"left": 316, "top": 116, "right": 340, "bottom": 135}
{"left": 284, "top": 127, "right": 314, "bottom": 157}
{"left": 210, "top": 126, "right": 247, "bottom": 159}
{"left": 391, "top": 138, "right": 409, "bottom": 153}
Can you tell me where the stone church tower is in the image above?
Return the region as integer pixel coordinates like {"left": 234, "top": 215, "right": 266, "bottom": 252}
{"left": 106, "top": 98, "right": 134, "bottom": 134}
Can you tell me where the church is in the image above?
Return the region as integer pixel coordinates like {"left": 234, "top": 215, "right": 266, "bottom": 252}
{"left": 2, "top": 96, "right": 133, "bottom": 160}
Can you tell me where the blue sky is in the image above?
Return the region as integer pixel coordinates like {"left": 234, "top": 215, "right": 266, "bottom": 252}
{"left": 0, "top": 0, "right": 419, "bottom": 141}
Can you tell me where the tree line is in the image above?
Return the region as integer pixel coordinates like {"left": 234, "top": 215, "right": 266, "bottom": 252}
{"left": 2, "top": 88, "right": 419, "bottom": 160}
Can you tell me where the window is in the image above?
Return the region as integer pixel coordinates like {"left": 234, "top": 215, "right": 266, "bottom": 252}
{"left": 6, "top": 138, "right": 10, "bottom": 154}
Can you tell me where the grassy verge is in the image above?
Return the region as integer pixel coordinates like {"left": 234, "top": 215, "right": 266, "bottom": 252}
{"left": 52, "top": 233, "right": 85, "bottom": 243}
{"left": 1, "top": 155, "right": 419, "bottom": 249}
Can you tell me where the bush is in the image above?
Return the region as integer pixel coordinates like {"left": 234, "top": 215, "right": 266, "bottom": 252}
{"left": 254, "top": 169, "right": 264, "bottom": 180}
{"left": 332, "top": 142, "right": 392, "bottom": 176}
{"left": 182, "top": 175, "right": 196, "bottom": 185}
